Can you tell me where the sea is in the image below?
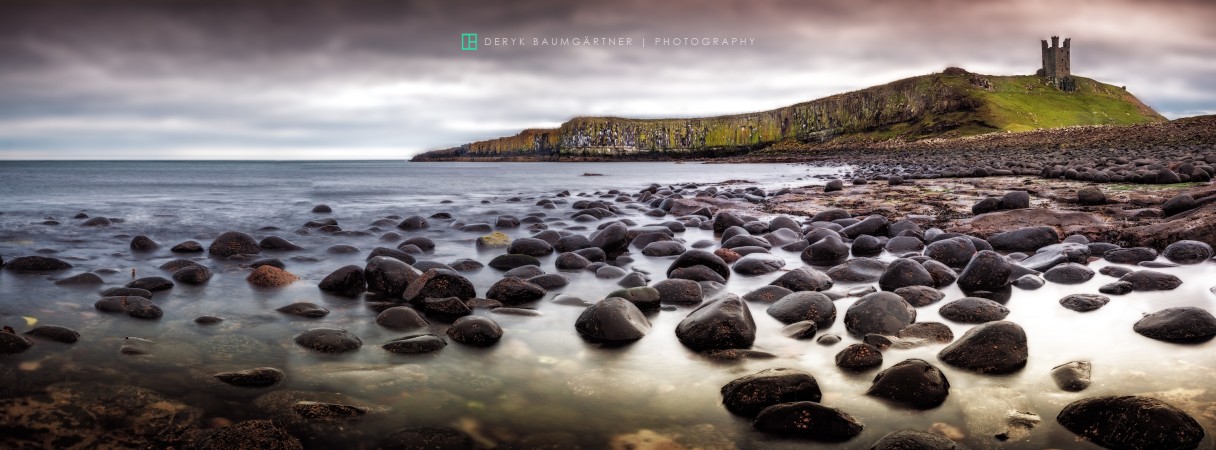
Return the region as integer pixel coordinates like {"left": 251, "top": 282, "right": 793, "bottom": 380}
{"left": 0, "top": 160, "right": 1213, "bottom": 449}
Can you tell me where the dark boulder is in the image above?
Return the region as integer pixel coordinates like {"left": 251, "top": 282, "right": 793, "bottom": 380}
{"left": 1, "top": 328, "right": 34, "bottom": 353}
{"left": 127, "top": 276, "right": 173, "bottom": 291}
{"left": 4, "top": 255, "right": 73, "bottom": 271}
{"left": 171, "top": 240, "right": 204, "bottom": 253}
{"left": 1051, "top": 361, "right": 1092, "bottom": 392}
{"left": 1077, "top": 186, "right": 1106, "bottom": 205}
{"left": 802, "top": 235, "right": 850, "bottom": 266}
{"left": 835, "top": 343, "right": 883, "bottom": 370}
{"left": 375, "top": 306, "right": 429, "bottom": 329}
{"left": 1162, "top": 193, "right": 1197, "bottom": 216}
{"left": 843, "top": 292, "right": 916, "bottom": 336}
{"left": 878, "top": 258, "right": 936, "bottom": 291}
{"left": 1057, "top": 396, "right": 1204, "bottom": 450}
{"left": 938, "top": 321, "right": 1027, "bottom": 374}
{"left": 172, "top": 266, "right": 212, "bottom": 285}
{"left": 589, "top": 222, "right": 630, "bottom": 256}
{"left": 488, "top": 254, "right": 541, "bottom": 270}
{"left": 770, "top": 267, "right": 833, "bottom": 292}
{"left": 1133, "top": 307, "right": 1216, "bottom": 343}
{"left": 988, "top": 226, "right": 1058, "bottom": 252}
{"left": 293, "top": 328, "right": 362, "bottom": 353}
{"left": 24, "top": 325, "right": 80, "bottom": 344}
{"left": 382, "top": 334, "right": 447, "bottom": 354}
{"left": 318, "top": 265, "right": 367, "bottom": 295}
{"left": 209, "top": 231, "right": 261, "bottom": 257}
{"left": 865, "top": 358, "right": 950, "bottom": 409}
{"left": 742, "top": 285, "right": 794, "bottom": 303}
{"left": 766, "top": 292, "right": 836, "bottom": 327}
{"left": 606, "top": 286, "right": 661, "bottom": 309}
{"left": 54, "top": 272, "right": 103, "bottom": 285}
{"left": 192, "top": 420, "right": 302, "bottom": 450}
{"left": 507, "top": 237, "right": 553, "bottom": 257}
{"left": 825, "top": 258, "right": 888, "bottom": 282}
{"left": 675, "top": 295, "right": 756, "bottom": 351}
{"left": 1162, "top": 240, "right": 1213, "bottom": 264}
{"left": 364, "top": 257, "right": 418, "bottom": 298}
{"left": 893, "top": 285, "right": 945, "bottom": 307}
{"left": 938, "top": 297, "right": 1009, "bottom": 323}
{"left": 721, "top": 368, "right": 821, "bottom": 417}
{"left": 1060, "top": 294, "right": 1110, "bottom": 312}
{"left": 666, "top": 249, "right": 730, "bottom": 280}
{"left": 1043, "top": 263, "right": 1095, "bottom": 284}
{"left": 397, "top": 215, "right": 428, "bottom": 230}
{"left": 653, "top": 279, "right": 703, "bottom": 304}
{"left": 752, "top": 401, "right": 863, "bottom": 441}
{"left": 213, "top": 368, "right": 286, "bottom": 388}
{"left": 1104, "top": 247, "right": 1158, "bottom": 264}
{"left": 445, "top": 315, "right": 503, "bottom": 347}
{"left": 258, "top": 236, "right": 303, "bottom": 251}
{"left": 1120, "top": 270, "right": 1183, "bottom": 291}
{"left": 485, "top": 277, "right": 546, "bottom": 304}
{"left": 733, "top": 253, "right": 786, "bottom": 275}
{"left": 574, "top": 297, "right": 651, "bottom": 342}
{"left": 956, "top": 251, "right": 1011, "bottom": 292}
{"left": 402, "top": 269, "right": 476, "bottom": 303}
{"left": 870, "top": 430, "right": 963, "bottom": 450}
{"left": 129, "top": 235, "right": 160, "bottom": 251}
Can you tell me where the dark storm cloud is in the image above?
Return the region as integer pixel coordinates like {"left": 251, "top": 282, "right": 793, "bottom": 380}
{"left": 0, "top": 0, "right": 1214, "bottom": 159}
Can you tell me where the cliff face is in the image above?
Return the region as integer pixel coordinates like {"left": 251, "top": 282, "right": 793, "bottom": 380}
{"left": 412, "top": 69, "right": 1165, "bottom": 161}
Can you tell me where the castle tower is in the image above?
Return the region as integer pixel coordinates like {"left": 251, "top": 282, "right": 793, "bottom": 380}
{"left": 1040, "top": 36, "right": 1073, "bottom": 90}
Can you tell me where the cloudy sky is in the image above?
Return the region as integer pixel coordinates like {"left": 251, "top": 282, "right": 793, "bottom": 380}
{"left": 1, "top": 0, "right": 1213, "bottom": 160}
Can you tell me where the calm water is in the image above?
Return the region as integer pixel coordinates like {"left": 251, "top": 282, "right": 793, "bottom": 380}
{"left": 1, "top": 160, "right": 1214, "bottom": 449}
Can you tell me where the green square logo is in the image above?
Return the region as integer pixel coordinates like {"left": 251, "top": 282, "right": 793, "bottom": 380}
{"left": 461, "top": 33, "right": 478, "bottom": 51}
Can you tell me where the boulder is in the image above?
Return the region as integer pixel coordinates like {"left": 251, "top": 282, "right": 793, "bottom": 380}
{"left": 653, "top": 279, "right": 703, "bottom": 304}
{"left": 3, "top": 255, "right": 72, "bottom": 271}
{"left": 938, "top": 297, "right": 1009, "bottom": 323}
{"left": 1119, "top": 270, "right": 1183, "bottom": 291}
{"left": 402, "top": 269, "right": 476, "bottom": 303}
{"left": 835, "top": 343, "right": 883, "bottom": 370}
{"left": 1057, "top": 396, "right": 1204, "bottom": 450}
{"left": 1043, "top": 263, "right": 1095, "bottom": 284}
{"left": 843, "top": 292, "right": 916, "bottom": 336}
{"left": 209, "top": 231, "right": 261, "bottom": 257}
{"left": 720, "top": 368, "right": 821, "bottom": 417}
{"left": 666, "top": 250, "right": 730, "bottom": 281}
{"left": 1162, "top": 240, "right": 1213, "bottom": 264}
{"left": 988, "top": 226, "right": 1058, "bottom": 252}
{"left": 675, "top": 295, "right": 756, "bottom": 351}
{"left": 1133, "top": 307, "right": 1216, "bottom": 343}
{"left": 318, "top": 265, "right": 367, "bottom": 295}
{"left": 1051, "top": 361, "right": 1092, "bottom": 392}
{"left": 382, "top": 334, "right": 447, "bottom": 354}
{"left": 375, "top": 306, "right": 429, "bottom": 329}
{"left": 956, "top": 251, "right": 1011, "bottom": 292}
{"left": 752, "top": 402, "right": 863, "bottom": 441}
{"left": 770, "top": 267, "right": 833, "bottom": 292}
{"left": 1060, "top": 294, "right": 1110, "bottom": 312}
{"left": 485, "top": 277, "right": 546, "bottom": 304}
{"left": 878, "top": 258, "right": 936, "bottom": 291}
{"left": 446, "top": 315, "right": 503, "bottom": 346}
{"left": 364, "top": 257, "right": 418, "bottom": 298}
{"left": 938, "top": 321, "right": 1027, "bottom": 374}
{"left": 870, "top": 430, "right": 963, "bottom": 450}
{"left": 865, "top": 358, "right": 950, "bottom": 409}
{"left": 293, "top": 328, "right": 361, "bottom": 353}
{"left": 766, "top": 292, "right": 836, "bottom": 327}
{"left": 574, "top": 297, "right": 651, "bottom": 342}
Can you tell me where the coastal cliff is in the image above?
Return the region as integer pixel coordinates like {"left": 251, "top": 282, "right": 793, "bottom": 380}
{"left": 412, "top": 68, "right": 1164, "bottom": 161}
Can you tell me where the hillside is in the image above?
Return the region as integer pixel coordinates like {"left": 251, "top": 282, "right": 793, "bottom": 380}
{"left": 412, "top": 68, "right": 1165, "bottom": 161}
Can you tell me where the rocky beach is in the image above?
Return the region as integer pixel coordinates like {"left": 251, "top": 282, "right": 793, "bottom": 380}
{"left": 0, "top": 159, "right": 1214, "bottom": 449}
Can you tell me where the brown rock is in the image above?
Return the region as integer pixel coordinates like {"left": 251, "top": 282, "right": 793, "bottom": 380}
{"left": 246, "top": 266, "right": 298, "bottom": 288}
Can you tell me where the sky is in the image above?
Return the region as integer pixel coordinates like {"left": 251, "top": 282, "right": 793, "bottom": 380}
{"left": 1, "top": 0, "right": 1214, "bottom": 160}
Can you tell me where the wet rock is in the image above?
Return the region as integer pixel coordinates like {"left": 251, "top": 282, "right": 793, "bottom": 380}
{"left": 445, "top": 315, "right": 503, "bottom": 346}
{"left": 1057, "top": 396, "right": 1204, "bottom": 450}
{"left": 870, "top": 430, "right": 962, "bottom": 450}
{"left": 488, "top": 254, "right": 542, "bottom": 270}
{"left": 81, "top": 216, "right": 111, "bottom": 226}
{"left": 54, "top": 272, "right": 104, "bottom": 285}
{"left": 555, "top": 252, "right": 592, "bottom": 271}
{"left": 835, "top": 343, "right": 883, "bottom": 370}
{"left": 1163, "top": 193, "right": 1197, "bottom": 216}
{"left": 893, "top": 285, "right": 945, "bottom": 307}
{"left": 293, "top": 328, "right": 362, "bottom": 353}
{"left": 1119, "top": 270, "right": 1183, "bottom": 291}
{"left": 1099, "top": 281, "right": 1135, "bottom": 295}
{"left": 250, "top": 258, "right": 285, "bottom": 269}
{"left": 607, "top": 286, "right": 661, "bottom": 309}
{"left": 475, "top": 231, "right": 511, "bottom": 251}
{"left": 752, "top": 401, "right": 863, "bottom": 441}
{"left": 0, "top": 382, "right": 203, "bottom": 447}
{"left": 766, "top": 292, "right": 836, "bottom": 327}
{"left": 844, "top": 292, "right": 917, "bottom": 336}
{"left": 1, "top": 328, "right": 34, "bottom": 353}
{"left": 642, "top": 241, "right": 686, "bottom": 257}
{"left": 972, "top": 197, "right": 1001, "bottom": 215}
{"left": 817, "top": 334, "right": 841, "bottom": 345}
{"left": 172, "top": 266, "right": 212, "bottom": 285}
{"left": 529, "top": 273, "right": 568, "bottom": 289}
{"left": 1051, "top": 361, "right": 1092, "bottom": 392}
{"left": 841, "top": 215, "right": 889, "bottom": 239}
{"left": 721, "top": 368, "right": 821, "bottom": 417}
{"left": 95, "top": 296, "right": 163, "bottom": 319}
{"left": 24, "top": 325, "right": 79, "bottom": 343}
{"left": 897, "top": 322, "right": 954, "bottom": 344}
{"left": 129, "top": 235, "right": 160, "bottom": 251}
{"left": 375, "top": 306, "right": 429, "bottom": 329}
{"left": 885, "top": 236, "right": 925, "bottom": 253}
{"left": 1133, "top": 307, "right": 1216, "bottom": 343}
{"left": 403, "top": 269, "right": 477, "bottom": 303}
{"left": 193, "top": 419, "right": 303, "bottom": 450}
{"left": 939, "top": 297, "right": 1009, "bottom": 323}
{"left": 733, "top": 253, "right": 785, "bottom": 275}
{"left": 1162, "top": 240, "right": 1213, "bottom": 264}
{"left": 1060, "top": 294, "right": 1110, "bottom": 312}
{"left": 367, "top": 247, "right": 416, "bottom": 265}
{"left": 666, "top": 249, "right": 730, "bottom": 280}
{"left": 276, "top": 302, "right": 329, "bottom": 318}
{"left": 675, "top": 295, "right": 756, "bottom": 351}
{"left": 575, "top": 297, "right": 651, "bottom": 342}
{"left": 377, "top": 427, "right": 474, "bottom": 450}
{"left": 397, "top": 215, "right": 428, "bottom": 230}
{"left": 214, "top": 367, "right": 286, "bottom": 388}
{"left": 595, "top": 265, "right": 628, "bottom": 279}
{"left": 669, "top": 265, "right": 726, "bottom": 283}
{"left": 770, "top": 267, "right": 833, "bottom": 292}
{"left": 502, "top": 264, "right": 543, "bottom": 279}
{"left": 1043, "top": 263, "right": 1095, "bottom": 284}
{"left": 318, "top": 265, "right": 367, "bottom": 295}
{"left": 382, "top": 334, "right": 447, "bottom": 354}
{"left": 100, "top": 287, "right": 152, "bottom": 298}
{"left": 127, "top": 276, "right": 174, "bottom": 291}
{"left": 653, "top": 278, "right": 703, "bottom": 304}
{"left": 742, "top": 286, "right": 794, "bottom": 304}
{"left": 878, "top": 258, "right": 936, "bottom": 291}
{"left": 507, "top": 237, "right": 553, "bottom": 257}
{"left": 420, "top": 296, "right": 471, "bottom": 320}
{"left": 246, "top": 266, "right": 298, "bottom": 288}
{"left": 171, "top": 240, "right": 204, "bottom": 252}
{"left": 590, "top": 222, "right": 630, "bottom": 256}
{"left": 802, "top": 235, "right": 850, "bottom": 266}
{"left": 956, "top": 251, "right": 1011, "bottom": 292}
{"left": 827, "top": 260, "right": 888, "bottom": 286}
{"left": 209, "top": 231, "right": 261, "bottom": 257}
{"left": 938, "top": 321, "right": 1027, "bottom": 374}
{"left": 850, "top": 235, "right": 884, "bottom": 257}
{"left": 485, "top": 277, "right": 546, "bottom": 304}
{"left": 921, "top": 260, "right": 958, "bottom": 288}
{"left": 988, "top": 226, "right": 1058, "bottom": 252}
{"left": 3, "top": 255, "right": 73, "bottom": 271}
{"left": 1077, "top": 186, "right": 1106, "bottom": 205}
{"left": 781, "top": 321, "right": 818, "bottom": 339}
{"left": 259, "top": 236, "right": 303, "bottom": 251}
{"left": 1099, "top": 265, "right": 1134, "bottom": 278}
{"left": 865, "top": 358, "right": 950, "bottom": 409}
{"left": 1104, "top": 247, "right": 1158, "bottom": 264}
{"left": 824, "top": 179, "right": 844, "bottom": 192}
{"left": 195, "top": 315, "right": 223, "bottom": 325}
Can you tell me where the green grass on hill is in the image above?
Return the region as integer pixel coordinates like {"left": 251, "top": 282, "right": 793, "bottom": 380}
{"left": 970, "top": 75, "right": 1164, "bottom": 132}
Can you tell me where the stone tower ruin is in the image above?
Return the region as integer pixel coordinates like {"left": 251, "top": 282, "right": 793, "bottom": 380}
{"left": 1039, "top": 36, "right": 1075, "bottom": 91}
